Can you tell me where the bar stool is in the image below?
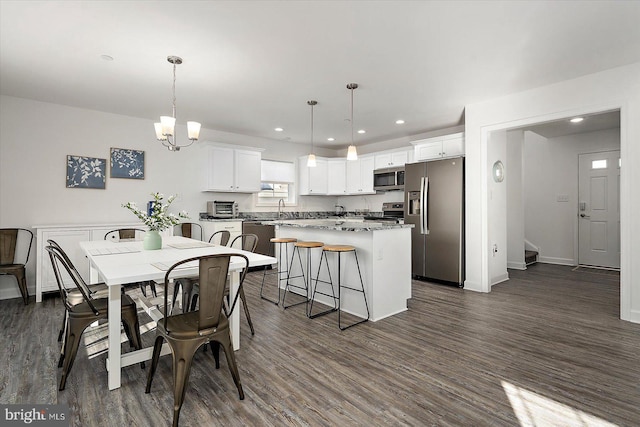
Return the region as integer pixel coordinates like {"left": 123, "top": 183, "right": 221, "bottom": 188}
{"left": 283, "top": 241, "right": 324, "bottom": 316}
{"left": 310, "top": 244, "right": 370, "bottom": 330}
{"left": 260, "top": 237, "right": 297, "bottom": 305}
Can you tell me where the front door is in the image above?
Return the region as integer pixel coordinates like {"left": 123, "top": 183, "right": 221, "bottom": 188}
{"left": 578, "top": 150, "right": 620, "bottom": 268}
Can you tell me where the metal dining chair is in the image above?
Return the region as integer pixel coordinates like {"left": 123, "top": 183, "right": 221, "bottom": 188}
{"left": 46, "top": 244, "right": 143, "bottom": 390}
{"left": 0, "top": 228, "right": 34, "bottom": 305}
{"left": 146, "top": 253, "right": 248, "bottom": 427}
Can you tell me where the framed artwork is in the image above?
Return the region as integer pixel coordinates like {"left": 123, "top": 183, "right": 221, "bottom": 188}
{"left": 110, "top": 147, "right": 145, "bottom": 179}
{"left": 66, "top": 155, "right": 107, "bottom": 189}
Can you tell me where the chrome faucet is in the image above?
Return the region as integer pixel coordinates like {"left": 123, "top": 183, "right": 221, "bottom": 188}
{"left": 278, "top": 199, "right": 285, "bottom": 219}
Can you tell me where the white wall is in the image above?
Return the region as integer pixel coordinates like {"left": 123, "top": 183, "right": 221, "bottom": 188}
{"left": 487, "top": 130, "right": 508, "bottom": 286}
{"left": 0, "top": 95, "right": 339, "bottom": 299}
{"left": 523, "top": 128, "right": 620, "bottom": 265}
{"left": 506, "top": 129, "right": 525, "bottom": 270}
{"left": 464, "top": 61, "right": 640, "bottom": 323}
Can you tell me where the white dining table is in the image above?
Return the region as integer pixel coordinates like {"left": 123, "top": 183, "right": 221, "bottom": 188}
{"left": 79, "top": 235, "right": 276, "bottom": 390}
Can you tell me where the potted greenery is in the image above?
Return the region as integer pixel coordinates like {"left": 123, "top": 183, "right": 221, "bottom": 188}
{"left": 122, "top": 192, "right": 188, "bottom": 250}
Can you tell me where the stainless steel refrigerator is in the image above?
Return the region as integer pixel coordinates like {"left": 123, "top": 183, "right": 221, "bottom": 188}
{"left": 404, "top": 157, "right": 464, "bottom": 286}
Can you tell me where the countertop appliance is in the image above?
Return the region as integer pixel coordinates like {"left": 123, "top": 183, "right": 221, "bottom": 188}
{"left": 207, "top": 200, "right": 238, "bottom": 218}
{"left": 373, "top": 166, "right": 405, "bottom": 191}
{"left": 405, "top": 158, "right": 464, "bottom": 286}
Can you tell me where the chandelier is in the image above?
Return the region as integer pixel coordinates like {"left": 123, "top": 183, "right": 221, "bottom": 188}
{"left": 154, "top": 56, "right": 201, "bottom": 151}
{"left": 346, "top": 83, "right": 358, "bottom": 161}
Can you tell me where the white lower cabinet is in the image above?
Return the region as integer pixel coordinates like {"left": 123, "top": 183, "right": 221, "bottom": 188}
{"left": 200, "top": 221, "right": 242, "bottom": 245}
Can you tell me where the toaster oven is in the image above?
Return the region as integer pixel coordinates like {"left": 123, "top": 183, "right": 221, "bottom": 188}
{"left": 207, "top": 201, "right": 238, "bottom": 218}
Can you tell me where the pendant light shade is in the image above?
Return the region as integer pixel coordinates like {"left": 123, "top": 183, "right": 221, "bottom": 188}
{"left": 307, "top": 100, "right": 318, "bottom": 167}
{"left": 347, "top": 83, "right": 358, "bottom": 161}
{"left": 347, "top": 145, "right": 358, "bottom": 161}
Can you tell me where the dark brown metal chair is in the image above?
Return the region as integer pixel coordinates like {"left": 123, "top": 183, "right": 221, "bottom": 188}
{"left": 0, "top": 228, "right": 34, "bottom": 305}
{"left": 146, "top": 253, "right": 248, "bottom": 427}
{"left": 173, "top": 223, "right": 203, "bottom": 241}
{"left": 46, "top": 244, "right": 143, "bottom": 391}
{"left": 104, "top": 228, "right": 157, "bottom": 297}
{"left": 47, "top": 239, "right": 108, "bottom": 345}
{"left": 170, "top": 229, "right": 231, "bottom": 314}
{"left": 208, "top": 230, "right": 231, "bottom": 246}
{"left": 189, "top": 234, "right": 258, "bottom": 334}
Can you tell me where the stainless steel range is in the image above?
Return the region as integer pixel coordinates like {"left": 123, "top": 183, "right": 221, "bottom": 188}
{"left": 365, "top": 202, "right": 404, "bottom": 223}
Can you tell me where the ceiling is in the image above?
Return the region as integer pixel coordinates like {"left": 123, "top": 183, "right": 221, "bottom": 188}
{"left": 1, "top": 1, "right": 639, "bottom": 150}
{"left": 521, "top": 111, "right": 620, "bottom": 139}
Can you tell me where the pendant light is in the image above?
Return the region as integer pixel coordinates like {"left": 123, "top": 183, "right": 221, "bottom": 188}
{"left": 307, "top": 100, "right": 318, "bottom": 167}
{"left": 346, "top": 83, "right": 359, "bottom": 161}
{"left": 154, "top": 56, "right": 201, "bottom": 152}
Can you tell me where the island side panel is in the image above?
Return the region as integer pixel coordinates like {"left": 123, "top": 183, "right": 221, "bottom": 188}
{"left": 274, "top": 225, "right": 411, "bottom": 321}
{"left": 371, "top": 228, "right": 412, "bottom": 320}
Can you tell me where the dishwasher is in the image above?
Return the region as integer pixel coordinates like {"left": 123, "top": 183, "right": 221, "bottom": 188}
{"left": 242, "top": 221, "right": 275, "bottom": 257}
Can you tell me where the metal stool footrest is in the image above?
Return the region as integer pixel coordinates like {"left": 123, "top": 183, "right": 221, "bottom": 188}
{"left": 260, "top": 238, "right": 297, "bottom": 305}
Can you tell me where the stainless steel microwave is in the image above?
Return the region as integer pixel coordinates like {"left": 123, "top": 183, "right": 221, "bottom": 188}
{"left": 373, "top": 166, "right": 405, "bottom": 191}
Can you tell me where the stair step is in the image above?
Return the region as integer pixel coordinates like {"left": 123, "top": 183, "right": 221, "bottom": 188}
{"left": 525, "top": 250, "right": 538, "bottom": 265}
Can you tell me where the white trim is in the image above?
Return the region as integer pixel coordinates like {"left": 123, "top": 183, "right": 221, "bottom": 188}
{"left": 507, "top": 262, "right": 527, "bottom": 270}
{"left": 538, "top": 257, "right": 575, "bottom": 266}
{"left": 491, "top": 272, "right": 509, "bottom": 286}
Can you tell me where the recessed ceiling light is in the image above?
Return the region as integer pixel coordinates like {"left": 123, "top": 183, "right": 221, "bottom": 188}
{"left": 357, "top": 129, "right": 366, "bottom": 134}
{"left": 274, "top": 127, "right": 284, "bottom": 132}
{"left": 395, "top": 119, "right": 405, "bottom": 124}
{"left": 100, "top": 54, "right": 114, "bottom": 61}
{"left": 327, "top": 137, "right": 335, "bottom": 141}
{"left": 570, "top": 117, "right": 584, "bottom": 123}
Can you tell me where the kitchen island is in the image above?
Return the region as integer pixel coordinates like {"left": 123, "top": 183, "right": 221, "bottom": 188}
{"left": 267, "top": 219, "right": 413, "bottom": 321}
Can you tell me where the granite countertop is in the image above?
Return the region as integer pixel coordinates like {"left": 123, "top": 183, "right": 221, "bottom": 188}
{"left": 263, "top": 219, "right": 413, "bottom": 232}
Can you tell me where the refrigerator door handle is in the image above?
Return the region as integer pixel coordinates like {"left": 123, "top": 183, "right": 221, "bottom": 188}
{"left": 421, "top": 177, "right": 429, "bottom": 235}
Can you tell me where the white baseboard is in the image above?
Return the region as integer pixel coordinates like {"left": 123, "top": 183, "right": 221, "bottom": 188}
{"left": 491, "top": 272, "right": 510, "bottom": 287}
{"left": 507, "top": 261, "right": 527, "bottom": 270}
{"left": 623, "top": 309, "right": 640, "bottom": 324}
{"left": 538, "top": 256, "right": 575, "bottom": 266}
{"left": 463, "top": 280, "right": 485, "bottom": 292}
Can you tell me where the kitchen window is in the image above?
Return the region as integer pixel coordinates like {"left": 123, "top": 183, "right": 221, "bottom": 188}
{"left": 257, "top": 159, "right": 297, "bottom": 206}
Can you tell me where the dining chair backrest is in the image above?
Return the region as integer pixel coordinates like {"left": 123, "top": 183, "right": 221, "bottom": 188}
{"left": 0, "top": 228, "right": 33, "bottom": 266}
{"left": 104, "top": 228, "right": 146, "bottom": 242}
{"left": 174, "top": 223, "right": 203, "bottom": 241}
{"left": 161, "top": 253, "right": 249, "bottom": 333}
{"left": 46, "top": 245, "right": 99, "bottom": 315}
{"left": 230, "top": 233, "right": 259, "bottom": 253}
{"left": 208, "top": 230, "right": 231, "bottom": 246}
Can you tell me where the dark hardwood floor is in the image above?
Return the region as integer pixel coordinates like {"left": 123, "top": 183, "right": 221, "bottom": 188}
{"left": 1, "top": 263, "right": 638, "bottom": 426}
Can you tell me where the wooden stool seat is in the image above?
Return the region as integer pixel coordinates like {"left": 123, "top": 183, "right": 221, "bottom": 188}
{"left": 294, "top": 241, "right": 324, "bottom": 248}
{"left": 323, "top": 244, "right": 355, "bottom": 252}
{"left": 270, "top": 237, "right": 297, "bottom": 244}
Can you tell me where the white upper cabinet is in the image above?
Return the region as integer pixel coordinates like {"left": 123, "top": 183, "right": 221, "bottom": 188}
{"left": 374, "top": 149, "right": 410, "bottom": 169}
{"left": 346, "top": 155, "right": 375, "bottom": 194}
{"left": 205, "top": 146, "right": 262, "bottom": 192}
{"left": 299, "top": 156, "right": 328, "bottom": 195}
{"left": 327, "top": 159, "right": 347, "bottom": 195}
{"left": 234, "top": 149, "right": 262, "bottom": 192}
{"left": 413, "top": 132, "right": 465, "bottom": 161}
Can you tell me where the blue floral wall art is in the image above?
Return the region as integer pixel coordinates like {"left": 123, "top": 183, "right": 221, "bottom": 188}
{"left": 66, "top": 155, "right": 106, "bottom": 189}
{"left": 110, "top": 148, "right": 145, "bottom": 179}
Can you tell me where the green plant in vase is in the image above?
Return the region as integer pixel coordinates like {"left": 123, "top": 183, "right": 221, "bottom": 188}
{"left": 122, "top": 192, "right": 188, "bottom": 250}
